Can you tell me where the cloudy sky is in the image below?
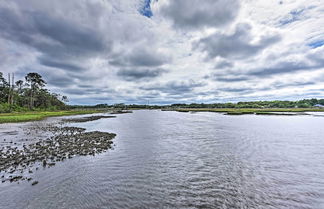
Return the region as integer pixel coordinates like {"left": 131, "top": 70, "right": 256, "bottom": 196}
{"left": 1, "top": 0, "right": 324, "bottom": 104}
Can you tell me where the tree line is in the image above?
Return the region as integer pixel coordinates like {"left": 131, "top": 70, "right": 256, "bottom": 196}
{"left": 0, "top": 72, "right": 68, "bottom": 113}
{"left": 71, "top": 99, "right": 324, "bottom": 110}
{"left": 169, "top": 99, "right": 324, "bottom": 109}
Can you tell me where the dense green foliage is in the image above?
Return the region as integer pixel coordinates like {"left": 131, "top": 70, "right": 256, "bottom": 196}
{"left": 70, "top": 99, "right": 324, "bottom": 110}
{"left": 168, "top": 99, "right": 324, "bottom": 109}
{"left": 0, "top": 72, "right": 67, "bottom": 113}
{"left": 69, "top": 103, "right": 163, "bottom": 109}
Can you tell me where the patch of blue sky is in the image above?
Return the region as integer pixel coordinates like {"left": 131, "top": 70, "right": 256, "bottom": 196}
{"left": 279, "top": 9, "right": 304, "bottom": 26}
{"left": 139, "top": 0, "right": 153, "bottom": 18}
{"left": 308, "top": 40, "right": 324, "bottom": 49}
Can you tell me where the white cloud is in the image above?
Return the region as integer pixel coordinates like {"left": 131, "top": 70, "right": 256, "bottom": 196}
{"left": 0, "top": 0, "right": 323, "bottom": 104}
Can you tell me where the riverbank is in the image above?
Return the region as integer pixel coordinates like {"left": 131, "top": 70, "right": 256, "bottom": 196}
{"left": 0, "top": 114, "right": 117, "bottom": 185}
{"left": 0, "top": 110, "right": 108, "bottom": 124}
{"left": 174, "top": 108, "right": 324, "bottom": 115}
{"left": 1, "top": 107, "right": 323, "bottom": 124}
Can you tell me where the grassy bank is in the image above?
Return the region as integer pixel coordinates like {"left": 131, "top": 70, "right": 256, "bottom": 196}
{"left": 175, "top": 108, "right": 324, "bottom": 115}
{"left": 0, "top": 109, "right": 107, "bottom": 124}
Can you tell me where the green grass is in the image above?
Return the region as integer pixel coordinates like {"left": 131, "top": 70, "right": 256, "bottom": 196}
{"left": 175, "top": 108, "right": 324, "bottom": 115}
{"left": 226, "top": 111, "right": 255, "bottom": 115}
{"left": 0, "top": 110, "right": 106, "bottom": 124}
{"left": 255, "top": 112, "right": 309, "bottom": 116}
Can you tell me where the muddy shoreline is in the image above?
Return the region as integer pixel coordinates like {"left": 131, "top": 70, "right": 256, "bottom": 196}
{"left": 0, "top": 114, "right": 117, "bottom": 185}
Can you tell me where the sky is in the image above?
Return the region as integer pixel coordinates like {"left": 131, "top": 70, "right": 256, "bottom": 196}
{"left": 0, "top": 0, "right": 324, "bottom": 105}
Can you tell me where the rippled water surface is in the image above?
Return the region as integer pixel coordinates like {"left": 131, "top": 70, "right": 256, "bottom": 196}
{"left": 1, "top": 110, "right": 324, "bottom": 209}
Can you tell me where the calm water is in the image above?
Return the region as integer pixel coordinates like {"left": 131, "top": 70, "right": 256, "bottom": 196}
{"left": 1, "top": 110, "right": 324, "bottom": 209}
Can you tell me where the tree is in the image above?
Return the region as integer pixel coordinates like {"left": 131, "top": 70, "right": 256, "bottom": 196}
{"left": 0, "top": 72, "right": 8, "bottom": 103}
{"left": 61, "top": 96, "right": 69, "bottom": 103}
{"left": 15, "top": 80, "right": 24, "bottom": 92}
{"left": 1, "top": 71, "right": 68, "bottom": 113}
{"left": 0, "top": 72, "right": 6, "bottom": 86}
{"left": 25, "top": 73, "right": 46, "bottom": 109}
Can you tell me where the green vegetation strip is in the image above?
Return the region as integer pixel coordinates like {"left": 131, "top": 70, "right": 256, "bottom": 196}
{"left": 0, "top": 110, "right": 105, "bottom": 123}
{"left": 176, "top": 108, "right": 324, "bottom": 115}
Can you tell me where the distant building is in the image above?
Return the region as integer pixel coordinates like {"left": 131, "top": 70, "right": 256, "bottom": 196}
{"left": 313, "top": 104, "right": 324, "bottom": 108}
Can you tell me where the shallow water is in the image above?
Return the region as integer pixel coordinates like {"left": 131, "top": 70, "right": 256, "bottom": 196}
{"left": 1, "top": 110, "right": 324, "bottom": 209}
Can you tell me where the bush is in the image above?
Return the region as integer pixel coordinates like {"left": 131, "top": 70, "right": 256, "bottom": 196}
{"left": 0, "top": 103, "right": 11, "bottom": 113}
{"left": 0, "top": 103, "right": 30, "bottom": 113}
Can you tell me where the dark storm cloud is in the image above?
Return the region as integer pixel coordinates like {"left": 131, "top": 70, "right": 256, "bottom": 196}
{"left": 38, "top": 57, "right": 86, "bottom": 72}
{"left": 40, "top": 70, "right": 76, "bottom": 88}
{"left": 218, "top": 87, "right": 254, "bottom": 93}
{"left": 209, "top": 52, "right": 324, "bottom": 82}
{"left": 63, "top": 88, "right": 115, "bottom": 95}
{"left": 306, "top": 50, "right": 324, "bottom": 65}
{"left": 248, "top": 60, "right": 318, "bottom": 77}
{"left": 110, "top": 47, "right": 168, "bottom": 67}
{"left": 218, "top": 86, "right": 273, "bottom": 95}
{"left": 0, "top": 7, "right": 33, "bottom": 43}
{"left": 32, "top": 67, "right": 98, "bottom": 89}
{"left": 214, "top": 75, "right": 250, "bottom": 82}
{"left": 196, "top": 23, "right": 281, "bottom": 60}
{"left": 273, "top": 81, "right": 315, "bottom": 89}
{"left": 78, "top": 84, "right": 93, "bottom": 89}
{"left": 48, "top": 77, "right": 74, "bottom": 88}
{"left": 204, "top": 69, "right": 252, "bottom": 83}
{"left": 117, "top": 68, "right": 168, "bottom": 81}
{"left": 69, "top": 96, "right": 119, "bottom": 105}
{"left": 33, "top": 14, "right": 106, "bottom": 57}
{"left": 141, "top": 80, "right": 205, "bottom": 95}
{"left": 211, "top": 60, "right": 322, "bottom": 82}
{"left": 215, "top": 60, "right": 233, "bottom": 69}
{"left": 0, "top": 6, "right": 109, "bottom": 63}
{"left": 160, "top": 0, "right": 240, "bottom": 30}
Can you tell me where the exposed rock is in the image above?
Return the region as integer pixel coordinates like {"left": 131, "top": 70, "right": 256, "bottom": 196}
{"left": 31, "top": 181, "right": 38, "bottom": 186}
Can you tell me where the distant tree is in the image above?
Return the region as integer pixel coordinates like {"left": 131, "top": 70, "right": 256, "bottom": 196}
{"left": 25, "top": 73, "right": 46, "bottom": 109}
{"left": 61, "top": 95, "right": 69, "bottom": 103}
{"left": 1, "top": 71, "right": 68, "bottom": 113}
{"left": 309, "top": 98, "right": 318, "bottom": 106}
{"left": 15, "top": 80, "right": 24, "bottom": 92}
{"left": 0, "top": 72, "right": 6, "bottom": 85}
{"left": 0, "top": 72, "right": 8, "bottom": 103}
{"left": 25, "top": 73, "right": 46, "bottom": 89}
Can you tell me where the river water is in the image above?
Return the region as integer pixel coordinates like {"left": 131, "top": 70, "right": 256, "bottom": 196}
{"left": 1, "top": 110, "right": 324, "bottom": 209}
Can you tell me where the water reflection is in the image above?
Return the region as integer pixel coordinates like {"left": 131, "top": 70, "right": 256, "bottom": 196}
{"left": 1, "top": 110, "right": 324, "bottom": 209}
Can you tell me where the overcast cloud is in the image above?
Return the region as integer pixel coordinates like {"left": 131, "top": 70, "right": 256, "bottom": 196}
{"left": 0, "top": 0, "right": 324, "bottom": 104}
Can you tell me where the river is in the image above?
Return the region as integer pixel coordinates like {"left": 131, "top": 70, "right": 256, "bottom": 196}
{"left": 0, "top": 110, "right": 324, "bottom": 209}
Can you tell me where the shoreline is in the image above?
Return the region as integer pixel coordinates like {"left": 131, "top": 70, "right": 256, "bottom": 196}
{"left": 1, "top": 108, "right": 324, "bottom": 124}
{"left": 173, "top": 108, "right": 324, "bottom": 115}
{"left": 0, "top": 109, "right": 116, "bottom": 124}
{"left": 0, "top": 114, "right": 117, "bottom": 185}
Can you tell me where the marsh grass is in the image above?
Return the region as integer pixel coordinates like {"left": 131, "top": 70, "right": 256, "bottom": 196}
{"left": 175, "top": 108, "right": 324, "bottom": 115}
{"left": 0, "top": 110, "right": 105, "bottom": 123}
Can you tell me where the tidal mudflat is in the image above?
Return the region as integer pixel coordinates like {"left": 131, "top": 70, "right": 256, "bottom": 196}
{"left": 0, "top": 114, "right": 116, "bottom": 185}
